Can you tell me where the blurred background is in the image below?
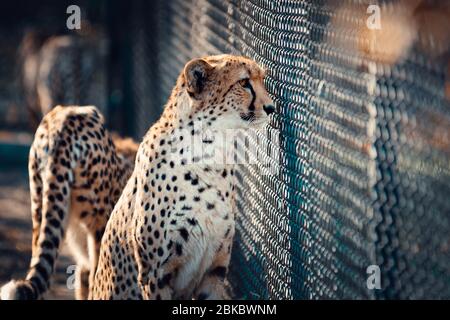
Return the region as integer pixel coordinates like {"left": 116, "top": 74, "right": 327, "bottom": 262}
{"left": 0, "top": 0, "right": 449, "bottom": 299}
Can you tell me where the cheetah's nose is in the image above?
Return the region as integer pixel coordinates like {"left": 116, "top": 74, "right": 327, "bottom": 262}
{"left": 263, "top": 104, "right": 275, "bottom": 115}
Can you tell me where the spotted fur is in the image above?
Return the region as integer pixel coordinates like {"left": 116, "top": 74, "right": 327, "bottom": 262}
{"left": 0, "top": 106, "right": 137, "bottom": 300}
{"left": 92, "top": 55, "right": 274, "bottom": 300}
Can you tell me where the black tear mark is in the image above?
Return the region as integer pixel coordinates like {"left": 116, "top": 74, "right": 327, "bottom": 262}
{"left": 247, "top": 80, "right": 256, "bottom": 111}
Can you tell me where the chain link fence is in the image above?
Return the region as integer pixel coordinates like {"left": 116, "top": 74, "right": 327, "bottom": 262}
{"left": 125, "top": 0, "right": 450, "bottom": 299}
{"left": 0, "top": 0, "right": 448, "bottom": 300}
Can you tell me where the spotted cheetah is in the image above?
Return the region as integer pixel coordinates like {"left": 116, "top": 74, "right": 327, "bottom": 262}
{"left": 19, "top": 31, "right": 107, "bottom": 130}
{"left": 92, "top": 55, "right": 275, "bottom": 300}
{"left": 0, "top": 106, "right": 138, "bottom": 300}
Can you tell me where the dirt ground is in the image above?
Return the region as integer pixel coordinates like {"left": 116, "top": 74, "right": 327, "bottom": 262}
{"left": 0, "top": 167, "right": 74, "bottom": 299}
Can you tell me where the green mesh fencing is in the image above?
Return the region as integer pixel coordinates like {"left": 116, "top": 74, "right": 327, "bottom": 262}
{"left": 127, "top": 0, "right": 450, "bottom": 299}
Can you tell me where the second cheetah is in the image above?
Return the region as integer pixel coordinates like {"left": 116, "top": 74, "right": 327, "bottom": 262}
{"left": 1, "top": 106, "right": 138, "bottom": 300}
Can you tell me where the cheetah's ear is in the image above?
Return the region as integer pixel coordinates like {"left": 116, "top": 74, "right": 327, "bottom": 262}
{"left": 184, "top": 58, "right": 212, "bottom": 97}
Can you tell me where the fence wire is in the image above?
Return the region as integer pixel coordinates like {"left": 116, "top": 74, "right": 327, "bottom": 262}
{"left": 128, "top": 0, "right": 450, "bottom": 299}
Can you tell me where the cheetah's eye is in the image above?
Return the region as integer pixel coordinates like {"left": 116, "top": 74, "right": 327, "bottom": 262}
{"left": 239, "top": 78, "right": 251, "bottom": 88}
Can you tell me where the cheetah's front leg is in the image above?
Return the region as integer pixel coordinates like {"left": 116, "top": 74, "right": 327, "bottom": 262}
{"left": 135, "top": 258, "right": 174, "bottom": 300}
{"left": 195, "top": 269, "right": 229, "bottom": 300}
{"left": 194, "top": 238, "right": 233, "bottom": 300}
{"left": 139, "top": 274, "right": 173, "bottom": 300}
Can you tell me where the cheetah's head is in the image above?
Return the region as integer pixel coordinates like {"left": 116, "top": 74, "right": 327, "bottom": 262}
{"left": 180, "top": 54, "right": 275, "bottom": 129}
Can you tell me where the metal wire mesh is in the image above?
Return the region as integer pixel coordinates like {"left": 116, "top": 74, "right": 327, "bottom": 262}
{"left": 128, "top": 0, "right": 450, "bottom": 299}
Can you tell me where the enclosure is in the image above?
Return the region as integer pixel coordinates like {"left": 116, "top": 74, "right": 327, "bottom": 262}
{"left": 0, "top": 0, "right": 449, "bottom": 300}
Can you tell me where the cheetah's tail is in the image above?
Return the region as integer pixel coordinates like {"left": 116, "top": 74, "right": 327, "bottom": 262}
{"left": 0, "top": 280, "right": 38, "bottom": 300}
{"left": 1, "top": 118, "right": 76, "bottom": 300}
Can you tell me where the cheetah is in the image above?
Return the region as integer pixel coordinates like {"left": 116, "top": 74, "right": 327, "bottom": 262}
{"left": 0, "top": 106, "right": 138, "bottom": 300}
{"left": 92, "top": 54, "right": 275, "bottom": 299}
{"left": 19, "top": 31, "right": 106, "bottom": 130}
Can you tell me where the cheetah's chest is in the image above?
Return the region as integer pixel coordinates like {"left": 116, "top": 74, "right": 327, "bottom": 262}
{"left": 170, "top": 177, "right": 235, "bottom": 297}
